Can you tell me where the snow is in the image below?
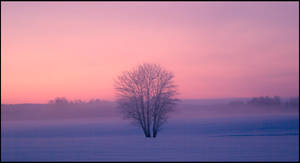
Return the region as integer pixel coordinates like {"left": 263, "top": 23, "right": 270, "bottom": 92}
{"left": 1, "top": 103, "right": 299, "bottom": 161}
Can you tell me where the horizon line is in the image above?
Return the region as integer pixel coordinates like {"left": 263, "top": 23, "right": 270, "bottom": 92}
{"left": 1, "top": 96, "right": 299, "bottom": 105}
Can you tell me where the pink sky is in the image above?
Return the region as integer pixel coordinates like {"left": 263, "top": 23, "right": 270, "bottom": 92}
{"left": 1, "top": 2, "right": 299, "bottom": 104}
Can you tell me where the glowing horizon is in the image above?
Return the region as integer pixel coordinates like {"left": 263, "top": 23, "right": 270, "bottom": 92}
{"left": 1, "top": 2, "right": 299, "bottom": 104}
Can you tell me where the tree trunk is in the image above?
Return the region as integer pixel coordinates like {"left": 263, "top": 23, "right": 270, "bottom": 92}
{"left": 152, "top": 115, "right": 157, "bottom": 138}
{"left": 142, "top": 128, "right": 147, "bottom": 137}
{"left": 142, "top": 126, "right": 151, "bottom": 138}
{"left": 145, "top": 131, "right": 151, "bottom": 138}
{"left": 153, "top": 130, "right": 157, "bottom": 138}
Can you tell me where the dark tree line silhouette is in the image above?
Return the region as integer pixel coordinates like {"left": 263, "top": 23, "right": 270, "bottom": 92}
{"left": 247, "top": 96, "right": 281, "bottom": 105}
{"left": 229, "top": 96, "right": 299, "bottom": 107}
{"left": 48, "top": 97, "right": 103, "bottom": 105}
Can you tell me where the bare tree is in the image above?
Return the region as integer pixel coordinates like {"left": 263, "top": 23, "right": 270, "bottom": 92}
{"left": 115, "top": 63, "right": 178, "bottom": 138}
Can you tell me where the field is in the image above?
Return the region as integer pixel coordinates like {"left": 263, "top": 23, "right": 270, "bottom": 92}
{"left": 1, "top": 101, "right": 299, "bottom": 161}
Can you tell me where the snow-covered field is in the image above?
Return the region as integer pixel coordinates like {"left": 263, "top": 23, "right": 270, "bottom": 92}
{"left": 1, "top": 102, "right": 299, "bottom": 161}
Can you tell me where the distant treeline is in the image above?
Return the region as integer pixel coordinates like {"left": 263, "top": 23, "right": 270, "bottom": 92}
{"left": 229, "top": 96, "right": 299, "bottom": 107}
{"left": 48, "top": 97, "right": 107, "bottom": 105}
{"left": 48, "top": 96, "right": 299, "bottom": 107}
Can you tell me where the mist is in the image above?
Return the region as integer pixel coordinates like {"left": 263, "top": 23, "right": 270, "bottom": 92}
{"left": 2, "top": 97, "right": 299, "bottom": 161}
{"left": 2, "top": 97, "right": 298, "bottom": 122}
